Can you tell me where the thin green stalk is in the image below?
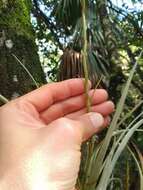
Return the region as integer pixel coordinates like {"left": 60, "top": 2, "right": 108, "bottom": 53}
{"left": 12, "top": 54, "right": 39, "bottom": 88}
{"left": 117, "top": 100, "right": 143, "bottom": 127}
{"left": 0, "top": 94, "right": 9, "bottom": 104}
{"left": 96, "top": 119, "right": 143, "bottom": 190}
{"left": 81, "top": 0, "right": 90, "bottom": 112}
{"left": 80, "top": 2, "right": 92, "bottom": 189}
{"left": 113, "top": 129, "right": 143, "bottom": 136}
{"left": 128, "top": 147, "right": 143, "bottom": 190}
{"left": 91, "top": 75, "right": 104, "bottom": 103}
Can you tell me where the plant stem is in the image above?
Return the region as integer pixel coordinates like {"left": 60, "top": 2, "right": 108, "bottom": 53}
{"left": 80, "top": 2, "right": 93, "bottom": 190}
{"left": 81, "top": 0, "right": 90, "bottom": 112}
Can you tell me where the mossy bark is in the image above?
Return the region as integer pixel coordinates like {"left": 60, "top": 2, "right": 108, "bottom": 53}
{"left": 0, "top": 0, "right": 46, "bottom": 101}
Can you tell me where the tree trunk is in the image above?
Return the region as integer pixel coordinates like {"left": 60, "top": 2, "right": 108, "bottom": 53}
{"left": 0, "top": 0, "right": 46, "bottom": 102}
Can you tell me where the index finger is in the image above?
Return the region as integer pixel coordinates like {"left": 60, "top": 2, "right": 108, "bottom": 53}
{"left": 21, "top": 79, "right": 91, "bottom": 112}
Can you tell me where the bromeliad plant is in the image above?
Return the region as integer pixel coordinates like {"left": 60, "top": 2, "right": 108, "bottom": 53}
{"left": 77, "top": 51, "right": 143, "bottom": 190}
{"left": 76, "top": 1, "right": 143, "bottom": 189}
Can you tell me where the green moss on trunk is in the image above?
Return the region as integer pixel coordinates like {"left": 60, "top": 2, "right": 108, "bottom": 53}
{"left": 0, "top": 0, "right": 33, "bottom": 38}
{"left": 0, "top": 0, "right": 46, "bottom": 100}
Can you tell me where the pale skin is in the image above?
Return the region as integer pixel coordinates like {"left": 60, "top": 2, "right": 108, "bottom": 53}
{"left": 0, "top": 79, "right": 114, "bottom": 190}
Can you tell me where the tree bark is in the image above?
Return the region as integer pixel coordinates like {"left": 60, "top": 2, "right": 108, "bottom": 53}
{"left": 0, "top": 0, "right": 46, "bottom": 102}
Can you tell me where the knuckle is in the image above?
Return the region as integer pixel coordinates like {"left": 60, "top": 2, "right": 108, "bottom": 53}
{"left": 54, "top": 117, "right": 82, "bottom": 141}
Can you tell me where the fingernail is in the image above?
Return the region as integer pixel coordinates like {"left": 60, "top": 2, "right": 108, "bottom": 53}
{"left": 107, "top": 116, "right": 111, "bottom": 124}
{"left": 89, "top": 112, "right": 104, "bottom": 128}
{"left": 108, "top": 101, "right": 115, "bottom": 111}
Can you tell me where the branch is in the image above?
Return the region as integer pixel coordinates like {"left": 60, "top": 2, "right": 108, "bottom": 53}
{"left": 32, "top": 0, "right": 63, "bottom": 50}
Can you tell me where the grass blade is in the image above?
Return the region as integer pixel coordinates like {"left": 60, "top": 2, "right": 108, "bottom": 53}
{"left": 97, "top": 119, "right": 143, "bottom": 190}
{"left": 12, "top": 54, "right": 39, "bottom": 88}
{"left": 0, "top": 94, "right": 9, "bottom": 104}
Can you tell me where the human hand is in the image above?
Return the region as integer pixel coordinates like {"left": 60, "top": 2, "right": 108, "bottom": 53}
{"left": 0, "top": 79, "right": 114, "bottom": 190}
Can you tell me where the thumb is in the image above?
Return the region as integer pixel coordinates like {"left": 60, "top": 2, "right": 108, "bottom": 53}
{"left": 42, "top": 112, "right": 104, "bottom": 145}
{"left": 75, "top": 112, "right": 104, "bottom": 141}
